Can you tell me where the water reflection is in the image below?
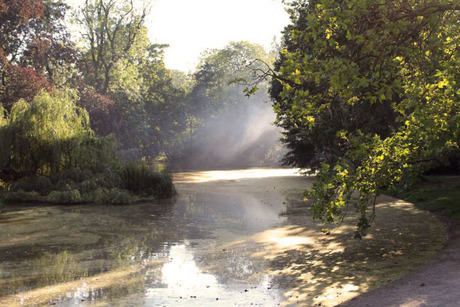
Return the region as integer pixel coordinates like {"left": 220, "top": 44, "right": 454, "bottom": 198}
{"left": 0, "top": 169, "right": 304, "bottom": 306}
{"left": 0, "top": 169, "right": 445, "bottom": 306}
{"left": 139, "top": 242, "right": 283, "bottom": 306}
{"left": 174, "top": 168, "right": 300, "bottom": 183}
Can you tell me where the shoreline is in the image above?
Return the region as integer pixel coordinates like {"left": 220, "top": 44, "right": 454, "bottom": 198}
{"left": 338, "top": 212, "right": 459, "bottom": 306}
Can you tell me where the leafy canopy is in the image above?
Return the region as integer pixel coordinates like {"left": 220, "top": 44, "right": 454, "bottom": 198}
{"left": 1, "top": 90, "right": 116, "bottom": 177}
{"left": 271, "top": 0, "right": 460, "bottom": 236}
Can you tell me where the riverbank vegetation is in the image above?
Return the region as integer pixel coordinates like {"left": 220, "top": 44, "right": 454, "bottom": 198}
{"left": 268, "top": 0, "right": 459, "bottom": 236}
{"left": 0, "top": 89, "right": 174, "bottom": 204}
{"left": 392, "top": 176, "right": 460, "bottom": 221}
{"left": 0, "top": 0, "right": 283, "bottom": 204}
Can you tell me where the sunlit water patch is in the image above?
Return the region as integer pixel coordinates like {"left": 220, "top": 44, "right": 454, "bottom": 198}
{"left": 0, "top": 169, "right": 305, "bottom": 306}
{"left": 174, "top": 168, "right": 301, "bottom": 183}
{"left": 0, "top": 169, "right": 446, "bottom": 306}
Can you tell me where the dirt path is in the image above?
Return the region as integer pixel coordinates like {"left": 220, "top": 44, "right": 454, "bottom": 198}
{"left": 340, "top": 221, "right": 460, "bottom": 307}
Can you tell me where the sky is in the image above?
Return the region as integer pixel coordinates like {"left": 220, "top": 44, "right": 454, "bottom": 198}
{"left": 146, "top": 0, "right": 290, "bottom": 72}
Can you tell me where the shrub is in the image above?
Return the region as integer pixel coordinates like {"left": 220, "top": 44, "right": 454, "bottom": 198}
{"left": 51, "top": 168, "right": 94, "bottom": 184}
{"left": 46, "top": 189, "right": 81, "bottom": 203}
{"left": 118, "top": 162, "right": 175, "bottom": 198}
{"left": 31, "top": 176, "right": 53, "bottom": 195}
{"left": 106, "top": 188, "right": 133, "bottom": 205}
{"left": 91, "top": 188, "right": 110, "bottom": 205}
{"left": 6, "top": 190, "right": 41, "bottom": 202}
{"left": 10, "top": 179, "right": 33, "bottom": 193}
{"left": 0, "top": 195, "right": 5, "bottom": 209}
{"left": 87, "top": 187, "right": 134, "bottom": 205}
{"left": 78, "top": 179, "right": 99, "bottom": 194}
{"left": 54, "top": 180, "right": 78, "bottom": 192}
{"left": 101, "top": 168, "right": 121, "bottom": 188}
{"left": 10, "top": 176, "right": 52, "bottom": 196}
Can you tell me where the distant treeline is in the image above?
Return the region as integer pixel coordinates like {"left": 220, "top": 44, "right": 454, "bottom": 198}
{"left": 0, "top": 0, "right": 284, "bottom": 203}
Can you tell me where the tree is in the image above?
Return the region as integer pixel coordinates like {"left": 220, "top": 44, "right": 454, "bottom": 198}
{"left": 190, "top": 41, "right": 274, "bottom": 118}
{"left": 109, "top": 42, "right": 189, "bottom": 160}
{"left": 78, "top": 87, "right": 122, "bottom": 136}
{"left": 271, "top": 0, "right": 459, "bottom": 236}
{"left": 0, "top": 0, "right": 77, "bottom": 108}
{"left": 138, "top": 46, "right": 188, "bottom": 159}
{"left": 171, "top": 42, "right": 283, "bottom": 169}
{"left": 78, "top": 0, "right": 150, "bottom": 95}
{"left": 0, "top": 0, "right": 47, "bottom": 107}
{"left": 1, "top": 90, "right": 98, "bottom": 177}
{"left": 76, "top": 0, "right": 186, "bottom": 159}
{"left": 21, "top": 1, "right": 78, "bottom": 83}
{"left": 0, "top": 0, "right": 44, "bottom": 66}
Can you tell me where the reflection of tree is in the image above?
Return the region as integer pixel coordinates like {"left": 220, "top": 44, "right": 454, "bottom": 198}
{"left": 192, "top": 242, "right": 268, "bottom": 286}
{"left": 0, "top": 203, "right": 180, "bottom": 303}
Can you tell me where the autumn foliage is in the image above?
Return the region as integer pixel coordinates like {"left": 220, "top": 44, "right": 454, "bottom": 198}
{"left": 78, "top": 87, "right": 122, "bottom": 136}
{"left": 0, "top": 0, "right": 49, "bottom": 107}
{"left": 1, "top": 64, "right": 53, "bottom": 108}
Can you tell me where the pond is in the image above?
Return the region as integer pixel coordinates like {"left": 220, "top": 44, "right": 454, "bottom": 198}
{"left": 0, "top": 169, "right": 446, "bottom": 306}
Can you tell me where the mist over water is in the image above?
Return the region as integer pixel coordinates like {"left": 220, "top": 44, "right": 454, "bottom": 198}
{"left": 173, "top": 97, "right": 286, "bottom": 171}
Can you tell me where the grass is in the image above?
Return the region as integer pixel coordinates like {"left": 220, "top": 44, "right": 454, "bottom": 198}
{"left": 392, "top": 176, "right": 460, "bottom": 220}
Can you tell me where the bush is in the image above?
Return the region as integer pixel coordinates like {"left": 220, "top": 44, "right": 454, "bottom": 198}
{"left": 32, "top": 176, "right": 53, "bottom": 195}
{"left": 6, "top": 190, "right": 41, "bottom": 202}
{"left": 106, "top": 188, "right": 133, "bottom": 205}
{"left": 90, "top": 187, "right": 109, "bottom": 204}
{"left": 10, "top": 176, "right": 52, "bottom": 196}
{"left": 86, "top": 187, "right": 133, "bottom": 205}
{"left": 46, "top": 189, "right": 81, "bottom": 203}
{"left": 10, "top": 179, "right": 33, "bottom": 193}
{"left": 54, "top": 180, "right": 78, "bottom": 192}
{"left": 78, "top": 179, "right": 99, "bottom": 194}
{"left": 51, "top": 168, "right": 94, "bottom": 184}
{"left": 118, "top": 162, "right": 175, "bottom": 198}
{"left": 101, "top": 168, "right": 121, "bottom": 188}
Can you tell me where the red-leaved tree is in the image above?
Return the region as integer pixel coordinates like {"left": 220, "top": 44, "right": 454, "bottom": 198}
{"left": 78, "top": 87, "right": 122, "bottom": 136}
{"left": 0, "top": 0, "right": 76, "bottom": 108}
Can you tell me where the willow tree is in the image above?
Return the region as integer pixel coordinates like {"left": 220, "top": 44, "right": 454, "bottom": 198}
{"left": 0, "top": 90, "right": 116, "bottom": 179}
{"left": 271, "top": 0, "right": 460, "bottom": 236}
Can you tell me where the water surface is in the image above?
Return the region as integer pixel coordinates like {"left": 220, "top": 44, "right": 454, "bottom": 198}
{"left": 0, "top": 169, "right": 307, "bottom": 306}
{"left": 0, "top": 168, "right": 446, "bottom": 306}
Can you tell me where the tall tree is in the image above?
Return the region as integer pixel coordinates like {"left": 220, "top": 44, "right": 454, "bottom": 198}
{"left": 0, "top": 0, "right": 47, "bottom": 108}
{"left": 271, "top": 0, "right": 459, "bottom": 236}
{"left": 0, "top": 0, "right": 76, "bottom": 108}
{"left": 78, "top": 0, "right": 150, "bottom": 95}
{"left": 0, "top": 0, "right": 44, "bottom": 66}
{"left": 21, "top": 0, "right": 78, "bottom": 87}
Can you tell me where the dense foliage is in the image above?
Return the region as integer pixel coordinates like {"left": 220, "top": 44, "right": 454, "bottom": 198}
{"left": 0, "top": 90, "right": 174, "bottom": 204}
{"left": 271, "top": 0, "right": 459, "bottom": 236}
{"left": 1, "top": 90, "right": 99, "bottom": 176}
{"left": 0, "top": 0, "right": 283, "bottom": 204}
{"left": 0, "top": 0, "right": 179, "bottom": 203}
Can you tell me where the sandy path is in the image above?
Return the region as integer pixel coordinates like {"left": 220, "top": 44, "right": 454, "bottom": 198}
{"left": 340, "top": 222, "right": 460, "bottom": 307}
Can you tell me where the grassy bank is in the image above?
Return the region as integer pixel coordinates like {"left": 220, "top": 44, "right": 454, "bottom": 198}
{"left": 392, "top": 176, "right": 460, "bottom": 220}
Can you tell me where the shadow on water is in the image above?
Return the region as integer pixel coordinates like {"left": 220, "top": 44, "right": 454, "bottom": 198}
{"left": 0, "top": 169, "right": 447, "bottom": 306}
{"left": 242, "top": 197, "right": 445, "bottom": 306}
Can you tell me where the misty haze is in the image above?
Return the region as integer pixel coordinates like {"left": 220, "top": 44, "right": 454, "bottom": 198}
{"left": 1, "top": 0, "right": 459, "bottom": 306}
